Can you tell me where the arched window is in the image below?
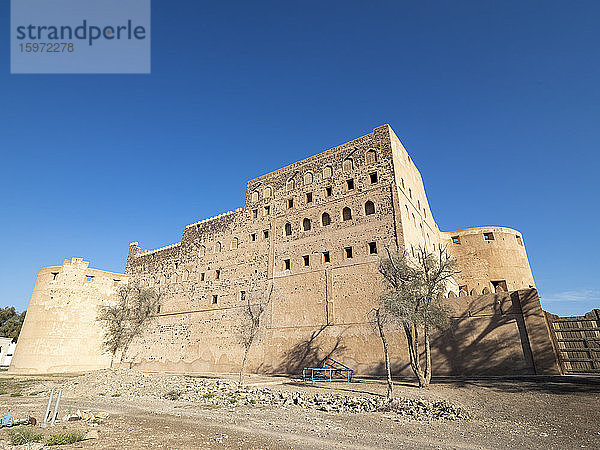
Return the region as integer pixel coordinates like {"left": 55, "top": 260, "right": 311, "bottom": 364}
{"left": 263, "top": 186, "right": 273, "bottom": 198}
{"left": 251, "top": 191, "right": 259, "bottom": 202}
{"left": 448, "top": 291, "right": 457, "bottom": 298}
{"left": 322, "top": 165, "right": 333, "bottom": 179}
{"left": 302, "top": 218, "right": 312, "bottom": 231}
{"left": 231, "top": 237, "right": 239, "bottom": 249}
{"left": 321, "top": 212, "right": 331, "bottom": 226}
{"left": 482, "top": 287, "right": 491, "bottom": 295}
{"left": 365, "top": 201, "right": 375, "bottom": 215}
{"left": 303, "top": 172, "right": 313, "bottom": 185}
{"left": 365, "top": 149, "right": 377, "bottom": 164}
{"left": 198, "top": 245, "right": 206, "bottom": 257}
{"left": 343, "top": 158, "right": 353, "bottom": 172}
{"left": 342, "top": 207, "right": 352, "bottom": 221}
{"left": 286, "top": 178, "right": 295, "bottom": 191}
{"left": 284, "top": 222, "right": 292, "bottom": 236}
{"left": 215, "top": 241, "right": 222, "bottom": 253}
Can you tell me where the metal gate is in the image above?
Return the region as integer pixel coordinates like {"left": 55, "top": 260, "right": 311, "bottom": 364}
{"left": 546, "top": 309, "right": 600, "bottom": 374}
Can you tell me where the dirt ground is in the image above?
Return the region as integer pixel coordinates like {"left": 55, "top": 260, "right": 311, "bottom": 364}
{"left": 0, "top": 372, "right": 599, "bottom": 449}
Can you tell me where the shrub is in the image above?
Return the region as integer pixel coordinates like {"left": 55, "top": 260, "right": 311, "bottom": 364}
{"left": 10, "top": 392, "right": 22, "bottom": 397}
{"left": 164, "top": 390, "right": 181, "bottom": 400}
{"left": 8, "top": 427, "right": 43, "bottom": 445}
{"left": 45, "top": 431, "right": 86, "bottom": 446}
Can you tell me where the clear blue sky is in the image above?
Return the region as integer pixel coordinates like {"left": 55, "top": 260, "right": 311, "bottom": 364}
{"left": 1, "top": 1, "right": 598, "bottom": 315}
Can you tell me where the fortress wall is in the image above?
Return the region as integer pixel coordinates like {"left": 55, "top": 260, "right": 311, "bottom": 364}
{"left": 9, "top": 258, "right": 126, "bottom": 374}
{"left": 123, "top": 288, "right": 560, "bottom": 376}
{"left": 442, "top": 227, "right": 535, "bottom": 294}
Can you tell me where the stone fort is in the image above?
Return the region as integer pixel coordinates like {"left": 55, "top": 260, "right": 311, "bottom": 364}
{"left": 10, "top": 125, "right": 561, "bottom": 375}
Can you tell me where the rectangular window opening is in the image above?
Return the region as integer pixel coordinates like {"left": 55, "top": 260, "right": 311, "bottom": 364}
{"left": 251, "top": 233, "right": 257, "bottom": 242}
{"left": 451, "top": 236, "right": 460, "bottom": 245}
{"left": 252, "top": 209, "right": 258, "bottom": 219}
{"left": 287, "top": 198, "right": 294, "bottom": 209}
{"left": 264, "top": 205, "right": 271, "bottom": 216}
{"left": 263, "top": 230, "right": 269, "bottom": 239}
{"left": 368, "top": 242, "right": 378, "bottom": 254}
{"left": 284, "top": 259, "right": 291, "bottom": 270}
{"left": 200, "top": 272, "right": 205, "bottom": 281}
{"left": 86, "top": 275, "right": 94, "bottom": 282}
{"left": 516, "top": 235, "right": 523, "bottom": 246}
{"left": 306, "top": 192, "right": 313, "bottom": 203}
{"left": 240, "top": 290, "right": 246, "bottom": 302}
{"left": 484, "top": 232, "right": 495, "bottom": 241}
{"left": 215, "top": 269, "right": 221, "bottom": 280}
{"left": 370, "top": 172, "right": 378, "bottom": 184}
{"left": 346, "top": 178, "right": 355, "bottom": 190}
{"left": 212, "top": 295, "right": 218, "bottom": 304}
{"left": 344, "top": 246, "right": 353, "bottom": 259}
{"left": 322, "top": 251, "right": 330, "bottom": 263}
{"left": 325, "top": 186, "right": 332, "bottom": 197}
{"left": 51, "top": 272, "right": 58, "bottom": 280}
{"left": 302, "top": 255, "right": 310, "bottom": 267}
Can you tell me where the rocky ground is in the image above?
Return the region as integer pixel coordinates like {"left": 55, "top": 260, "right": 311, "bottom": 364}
{"left": 0, "top": 370, "right": 599, "bottom": 449}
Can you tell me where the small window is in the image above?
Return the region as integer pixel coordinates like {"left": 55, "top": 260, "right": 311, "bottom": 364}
{"left": 342, "top": 207, "right": 352, "bottom": 221}
{"left": 263, "top": 186, "right": 273, "bottom": 198}
{"left": 251, "top": 233, "right": 257, "bottom": 241}
{"left": 174, "top": 262, "right": 179, "bottom": 269}
{"left": 303, "top": 218, "right": 312, "bottom": 231}
{"left": 284, "top": 222, "right": 292, "bottom": 236}
{"left": 200, "top": 272, "right": 205, "bottom": 281}
{"left": 86, "top": 275, "right": 94, "bottom": 282}
{"left": 368, "top": 242, "right": 377, "bottom": 254}
{"left": 417, "top": 200, "right": 421, "bottom": 210}
{"left": 365, "top": 149, "right": 377, "bottom": 164}
{"left": 303, "top": 172, "right": 313, "bottom": 185}
{"left": 287, "top": 178, "right": 295, "bottom": 191}
{"left": 343, "top": 158, "right": 353, "bottom": 172}
{"left": 322, "top": 166, "right": 333, "bottom": 179}
{"left": 344, "top": 246, "right": 353, "bottom": 259}
{"left": 284, "top": 259, "right": 291, "bottom": 270}
{"left": 484, "top": 232, "right": 495, "bottom": 241}
{"left": 51, "top": 272, "right": 58, "bottom": 280}
{"left": 264, "top": 205, "right": 271, "bottom": 216}
{"left": 306, "top": 192, "right": 313, "bottom": 203}
{"left": 322, "top": 251, "right": 330, "bottom": 263}
{"left": 263, "top": 230, "right": 269, "bottom": 239}
{"left": 369, "top": 172, "right": 378, "bottom": 184}
{"left": 252, "top": 209, "right": 258, "bottom": 219}
{"left": 199, "top": 245, "right": 206, "bottom": 257}
{"left": 215, "top": 269, "right": 221, "bottom": 280}
{"left": 325, "top": 186, "right": 332, "bottom": 197}
{"left": 491, "top": 280, "right": 507, "bottom": 293}
{"left": 401, "top": 178, "right": 405, "bottom": 189}
{"left": 303, "top": 255, "right": 310, "bottom": 267}
{"left": 251, "top": 191, "right": 259, "bottom": 202}
{"left": 287, "top": 198, "right": 294, "bottom": 209}
{"left": 459, "top": 285, "right": 468, "bottom": 294}
{"left": 516, "top": 235, "right": 523, "bottom": 246}
{"left": 215, "top": 241, "right": 222, "bottom": 252}
{"left": 365, "top": 201, "right": 375, "bottom": 215}
{"left": 409, "top": 188, "right": 412, "bottom": 199}
{"left": 231, "top": 237, "right": 239, "bottom": 249}
{"left": 240, "top": 290, "right": 246, "bottom": 302}
{"left": 212, "top": 295, "right": 218, "bottom": 304}
{"left": 451, "top": 236, "right": 460, "bottom": 245}
{"left": 346, "top": 179, "right": 354, "bottom": 190}
{"left": 321, "top": 212, "right": 331, "bottom": 226}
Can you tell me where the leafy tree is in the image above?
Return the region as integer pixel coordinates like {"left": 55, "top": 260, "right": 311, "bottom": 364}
{"left": 97, "top": 283, "right": 162, "bottom": 366}
{"left": 0, "top": 307, "right": 26, "bottom": 342}
{"left": 378, "top": 246, "right": 458, "bottom": 388}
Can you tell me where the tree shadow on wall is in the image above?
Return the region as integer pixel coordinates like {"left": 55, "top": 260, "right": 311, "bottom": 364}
{"left": 364, "top": 293, "right": 538, "bottom": 380}
{"left": 432, "top": 292, "right": 534, "bottom": 377}
{"left": 264, "top": 324, "right": 347, "bottom": 376}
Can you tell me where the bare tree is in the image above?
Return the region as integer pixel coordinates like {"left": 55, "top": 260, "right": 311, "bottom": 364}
{"left": 239, "top": 281, "right": 274, "bottom": 386}
{"left": 379, "top": 245, "right": 457, "bottom": 388}
{"left": 97, "top": 282, "right": 162, "bottom": 366}
{"left": 369, "top": 307, "right": 393, "bottom": 399}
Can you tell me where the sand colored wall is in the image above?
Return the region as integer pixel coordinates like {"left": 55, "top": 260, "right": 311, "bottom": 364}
{"left": 442, "top": 227, "right": 535, "bottom": 294}
{"left": 13, "top": 125, "right": 557, "bottom": 376}
{"left": 9, "top": 258, "right": 126, "bottom": 374}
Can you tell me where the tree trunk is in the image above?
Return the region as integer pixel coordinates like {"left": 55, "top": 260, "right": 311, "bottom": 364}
{"left": 423, "top": 322, "right": 432, "bottom": 387}
{"left": 404, "top": 323, "right": 427, "bottom": 388}
{"left": 239, "top": 347, "right": 249, "bottom": 386}
{"left": 375, "top": 309, "right": 393, "bottom": 399}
